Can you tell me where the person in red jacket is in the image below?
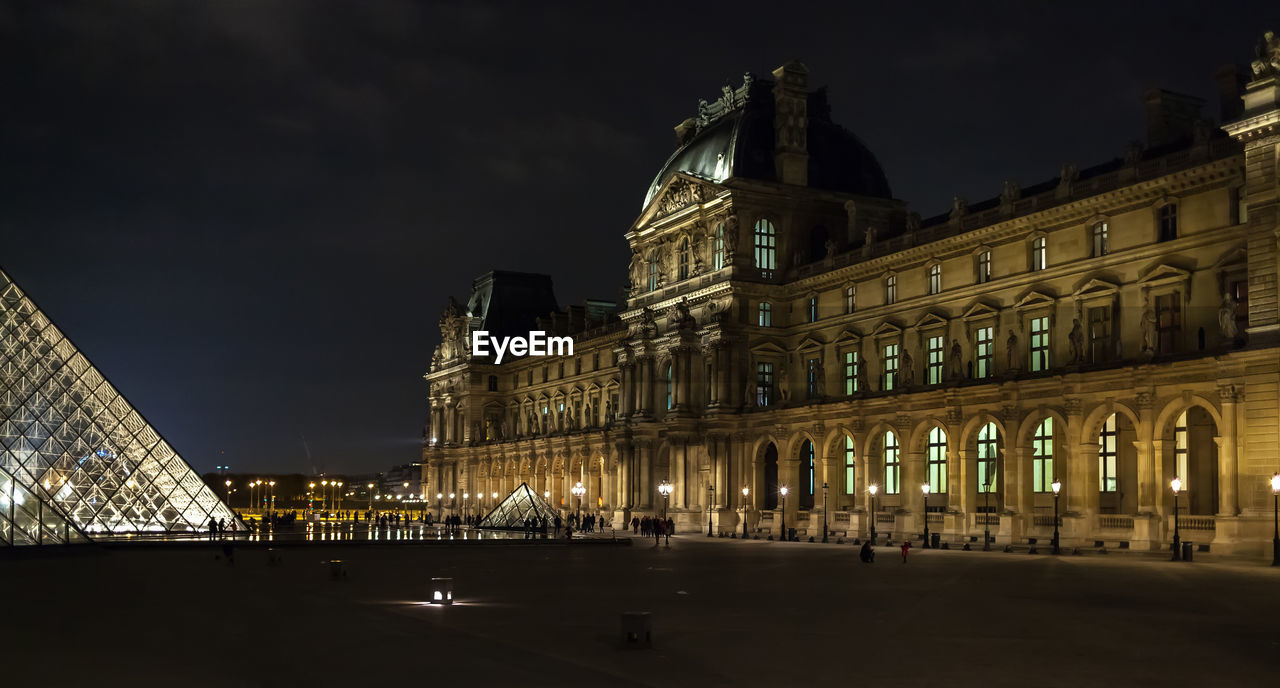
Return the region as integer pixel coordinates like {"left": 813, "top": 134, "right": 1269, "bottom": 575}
{"left": 900, "top": 539, "right": 911, "bottom": 563}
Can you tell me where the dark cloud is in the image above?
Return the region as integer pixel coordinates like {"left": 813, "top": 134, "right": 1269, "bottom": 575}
{"left": 2, "top": 1, "right": 1274, "bottom": 473}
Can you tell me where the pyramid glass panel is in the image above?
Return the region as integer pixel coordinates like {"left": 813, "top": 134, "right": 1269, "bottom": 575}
{"left": 477, "top": 482, "right": 561, "bottom": 529}
{"left": 0, "top": 268, "right": 240, "bottom": 543}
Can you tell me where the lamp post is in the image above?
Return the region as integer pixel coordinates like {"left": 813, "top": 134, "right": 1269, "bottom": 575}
{"left": 821, "top": 482, "right": 829, "bottom": 543}
{"left": 741, "top": 486, "right": 750, "bottom": 539}
{"left": 657, "top": 478, "right": 672, "bottom": 521}
{"left": 921, "top": 482, "right": 931, "bottom": 548}
{"left": 308, "top": 482, "right": 315, "bottom": 515}
{"left": 449, "top": 492, "right": 456, "bottom": 518}
{"left": 224, "top": 479, "right": 231, "bottom": 505}
{"left": 779, "top": 486, "right": 789, "bottom": 541}
{"left": 982, "top": 472, "right": 993, "bottom": 551}
{"left": 336, "top": 481, "right": 343, "bottom": 513}
{"left": 367, "top": 483, "right": 374, "bottom": 511}
{"left": 321, "top": 480, "right": 328, "bottom": 513}
{"left": 436, "top": 492, "right": 443, "bottom": 521}
{"left": 1271, "top": 472, "right": 1279, "bottom": 567}
{"left": 268, "top": 480, "right": 276, "bottom": 517}
{"left": 706, "top": 485, "right": 715, "bottom": 537}
{"left": 868, "top": 483, "right": 878, "bottom": 545}
{"left": 572, "top": 482, "right": 585, "bottom": 523}
{"left": 1170, "top": 477, "right": 1182, "bottom": 561}
{"left": 1050, "top": 478, "right": 1062, "bottom": 555}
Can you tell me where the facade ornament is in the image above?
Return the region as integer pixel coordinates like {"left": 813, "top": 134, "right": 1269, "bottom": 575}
{"left": 824, "top": 238, "right": 837, "bottom": 259}
{"left": 1124, "top": 140, "right": 1144, "bottom": 166}
{"left": 949, "top": 339, "right": 963, "bottom": 380}
{"left": 1135, "top": 391, "right": 1154, "bottom": 411}
{"left": 1217, "top": 384, "right": 1240, "bottom": 403}
{"left": 856, "top": 355, "right": 870, "bottom": 392}
{"left": 946, "top": 406, "right": 963, "bottom": 425}
{"left": 1140, "top": 298, "right": 1157, "bottom": 355}
{"left": 1068, "top": 319, "right": 1085, "bottom": 363}
{"left": 1219, "top": 291, "right": 1239, "bottom": 341}
{"left": 657, "top": 178, "right": 705, "bottom": 216}
{"left": 905, "top": 213, "right": 921, "bottom": 233}
{"left": 723, "top": 212, "right": 739, "bottom": 258}
{"left": 849, "top": 416, "right": 864, "bottom": 433}
{"left": 669, "top": 297, "right": 696, "bottom": 330}
{"left": 1006, "top": 329, "right": 1020, "bottom": 370}
{"left": 1064, "top": 397, "right": 1082, "bottom": 416}
{"left": 813, "top": 360, "right": 827, "bottom": 398}
{"left": 777, "top": 366, "right": 792, "bottom": 403}
{"left": 1252, "top": 30, "right": 1280, "bottom": 77}
{"left": 949, "top": 196, "right": 967, "bottom": 222}
{"left": 900, "top": 349, "right": 915, "bottom": 388}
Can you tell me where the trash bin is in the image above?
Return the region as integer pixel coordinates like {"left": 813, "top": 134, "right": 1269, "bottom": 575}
{"left": 787, "top": 527, "right": 797, "bottom": 542}
{"left": 930, "top": 532, "right": 940, "bottom": 549}
{"left": 1181, "top": 542, "right": 1193, "bottom": 562}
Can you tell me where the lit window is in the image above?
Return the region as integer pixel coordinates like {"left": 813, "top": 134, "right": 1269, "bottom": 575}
{"left": 807, "top": 296, "right": 818, "bottom": 323}
{"left": 678, "top": 237, "right": 690, "bottom": 281}
{"left": 844, "top": 436, "right": 856, "bottom": 495}
{"left": 713, "top": 223, "right": 725, "bottom": 270}
{"left": 1092, "top": 221, "right": 1109, "bottom": 257}
{"left": 1237, "top": 191, "right": 1249, "bottom": 225}
{"left": 927, "top": 335, "right": 944, "bottom": 385}
{"left": 754, "top": 219, "right": 776, "bottom": 278}
{"left": 758, "top": 302, "right": 772, "bottom": 327}
{"left": 1031, "top": 236, "right": 1047, "bottom": 271}
{"left": 802, "top": 441, "right": 815, "bottom": 502}
{"left": 928, "top": 264, "right": 942, "bottom": 295}
{"left": 927, "top": 426, "right": 947, "bottom": 494}
{"left": 1174, "top": 410, "right": 1188, "bottom": 489}
{"left": 882, "top": 343, "right": 899, "bottom": 391}
{"left": 843, "top": 350, "right": 859, "bottom": 394}
{"left": 1099, "top": 414, "right": 1118, "bottom": 492}
{"left": 1158, "top": 204, "right": 1177, "bottom": 242}
{"left": 885, "top": 275, "right": 897, "bottom": 305}
{"left": 845, "top": 285, "right": 855, "bottom": 314}
{"left": 883, "top": 431, "right": 900, "bottom": 495}
{"left": 975, "top": 326, "right": 993, "bottom": 379}
{"left": 1032, "top": 417, "right": 1054, "bottom": 492}
{"left": 1088, "top": 306, "right": 1112, "bottom": 362}
{"left": 665, "top": 364, "right": 673, "bottom": 410}
{"left": 647, "top": 257, "right": 658, "bottom": 292}
{"left": 806, "top": 357, "right": 820, "bottom": 399}
{"left": 755, "top": 362, "right": 773, "bottom": 407}
{"left": 976, "top": 250, "right": 991, "bottom": 284}
{"left": 977, "top": 422, "right": 998, "bottom": 492}
{"left": 1029, "top": 316, "right": 1050, "bottom": 372}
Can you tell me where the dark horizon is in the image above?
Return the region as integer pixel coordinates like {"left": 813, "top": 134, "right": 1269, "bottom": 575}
{"left": 3, "top": 2, "right": 1275, "bottom": 473}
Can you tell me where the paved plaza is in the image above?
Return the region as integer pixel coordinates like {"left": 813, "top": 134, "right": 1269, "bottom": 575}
{"left": 6, "top": 537, "right": 1277, "bottom": 687}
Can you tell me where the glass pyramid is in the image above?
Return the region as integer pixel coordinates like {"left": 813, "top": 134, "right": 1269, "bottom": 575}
{"left": 478, "top": 482, "right": 561, "bottom": 529}
{"left": 0, "top": 268, "right": 240, "bottom": 541}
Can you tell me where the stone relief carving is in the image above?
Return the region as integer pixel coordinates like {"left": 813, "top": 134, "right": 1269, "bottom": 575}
{"left": 657, "top": 178, "right": 705, "bottom": 216}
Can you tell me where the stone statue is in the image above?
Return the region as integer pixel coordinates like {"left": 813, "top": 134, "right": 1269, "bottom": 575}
{"left": 499, "top": 417, "right": 508, "bottom": 440}
{"left": 814, "top": 360, "right": 827, "bottom": 397}
{"left": 855, "top": 356, "right": 870, "bottom": 392}
{"left": 1068, "top": 319, "right": 1085, "bottom": 363}
{"left": 628, "top": 249, "right": 642, "bottom": 289}
{"left": 778, "top": 366, "right": 792, "bottom": 402}
{"left": 1253, "top": 30, "right": 1280, "bottom": 77}
{"left": 824, "top": 238, "right": 837, "bottom": 259}
{"left": 1140, "top": 300, "right": 1157, "bottom": 354}
{"left": 744, "top": 377, "right": 756, "bottom": 408}
{"left": 641, "top": 306, "right": 656, "bottom": 327}
{"left": 1006, "top": 329, "right": 1020, "bottom": 370}
{"left": 900, "top": 349, "right": 914, "bottom": 387}
{"left": 723, "top": 213, "right": 739, "bottom": 258}
{"left": 793, "top": 248, "right": 806, "bottom": 267}
{"left": 949, "top": 339, "right": 963, "bottom": 380}
{"left": 669, "top": 298, "right": 695, "bottom": 329}
{"left": 604, "top": 399, "right": 613, "bottom": 426}
{"left": 1219, "top": 292, "right": 1239, "bottom": 341}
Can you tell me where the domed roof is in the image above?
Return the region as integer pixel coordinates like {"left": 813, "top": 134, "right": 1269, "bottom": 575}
{"left": 643, "top": 76, "right": 892, "bottom": 208}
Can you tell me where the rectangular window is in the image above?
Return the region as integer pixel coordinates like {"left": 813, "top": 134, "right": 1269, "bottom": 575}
{"left": 884, "top": 433, "right": 900, "bottom": 495}
{"left": 843, "top": 350, "right": 859, "bottom": 394}
{"left": 977, "top": 250, "right": 991, "bottom": 284}
{"left": 882, "top": 343, "right": 899, "bottom": 391}
{"left": 844, "top": 438, "right": 856, "bottom": 495}
{"left": 806, "top": 357, "right": 820, "bottom": 399}
{"left": 1032, "top": 418, "right": 1054, "bottom": 493}
{"left": 1099, "top": 415, "right": 1118, "bottom": 492}
{"left": 1156, "top": 293, "right": 1181, "bottom": 354}
{"left": 807, "top": 297, "right": 818, "bottom": 323}
{"left": 975, "top": 326, "right": 993, "bottom": 379}
{"left": 884, "top": 275, "right": 896, "bottom": 305}
{"left": 1029, "top": 316, "right": 1050, "bottom": 372}
{"left": 977, "top": 425, "right": 998, "bottom": 493}
{"left": 1088, "top": 306, "right": 1112, "bottom": 363}
{"left": 527, "top": 370, "right": 533, "bottom": 385}
{"left": 1031, "top": 236, "right": 1046, "bottom": 271}
{"left": 558, "top": 362, "right": 565, "bottom": 378}
{"left": 487, "top": 375, "right": 498, "bottom": 392}
{"left": 928, "top": 264, "right": 941, "bottom": 295}
{"left": 542, "top": 366, "right": 548, "bottom": 383}
{"left": 926, "top": 336, "right": 944, "bottom": 384}
{"left": 755, "top": 362, "right": 774, "bottom": 407}
{"left": 593, "top": 352, "right": 600, "bottom": 370}
{"left": 513, "top": 373, "right": 519, "bottom": 388}
{"left": 1238, "top": 190, "right": 1249, "bottom": 225}
{"left": 758, "top": 302, "right": 772, "bottom": 327}
{"left": 1092, "top": 222, "right": 1109, "bottom": 257}
{"left": 1174, "top": 411, "right": 1188, "bottom": 488}
{"left": 845, "top": 286, "right": 855, "bottom": 314}
{"left": 1159, "top": 204, "right": 1177, "bottom": 242}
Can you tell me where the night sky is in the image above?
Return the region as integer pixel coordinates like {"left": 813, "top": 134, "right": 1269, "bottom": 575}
{"left": 2, "top": 2, "right": 1274, "bottom": 474}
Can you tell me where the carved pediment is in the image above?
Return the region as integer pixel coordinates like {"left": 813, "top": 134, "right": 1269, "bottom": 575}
{"left": 871, "top": 321, "right": 903, "bottom": 338}
{"left": 1137, "top": 263, "right": 1191, "bottom": 286}
{"left": 914, "top": 311, "right": 949, "bottom": 331}
{"left": 962, "top": 301, "right": 1000, "bottom": 322}
{"left": 834, "top": 328, "right": 862, "bottom": 345}
{"left": 1072, "top": 278, "right": 1120, "bottom": 300}
{"left": 653, "top": 174, "right": 713, "bottom": 219}
{"left": 1015, "top": 290, "right": 1056, "bottom": 311}
{"left": 750, "top": 339, "right": 788, "bottom": 355}
{"left": 604, "top": 377, "right": 621, "bottom": 389}
{"left": 586, "top": 381, "right": 602, "bottom": 392}
{"left": 796, "top": 336, "right": 825, "bottom": 352}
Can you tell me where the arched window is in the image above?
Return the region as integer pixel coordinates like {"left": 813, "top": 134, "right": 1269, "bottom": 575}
{"left": 677, "top": 237, "right": 690, "bottom": 281}
{"left": 712, "top": 223, "right": 725, "bottom": 271}
{"left": 647, "top": 256, "right": 658, "bottom": 292}
{"left": 928, "top": 263, "right": 942, "bottom": 295}
{"left": 927, "top": 426, "right": 947, "bottom": 493}
{"left": 1099, "top": 414, "right": 1118, "bottom": 492}
{"left": 758, "top": 302, "right": 772, "bottom": 327}
{"left": 800, "top": 440, "right": 814, "bottom": 509}
{"left": 1032, "top": 417, "right": 1054, "bottom": 492}
{"left": 844, "top": 435, "right": 856, "bottom": 495}
{"left": 977, "top": 421, "right": 998, "bottom": 492}
{"left": 1174, "top": 410, "right": 1188, "bottom": 488}
{"left": 754, "top": 219, "right": 776, "bottom": 278}
{"left": 1092, "top": 221, "right": 1109, "bottom": 257}
{"left": 664, "top": 363, "right": 673, "bottom": 410}
{"left": 883, "top": 431, "right": 900, "bottom": 495}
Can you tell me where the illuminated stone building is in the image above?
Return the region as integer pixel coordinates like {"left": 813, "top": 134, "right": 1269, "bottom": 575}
{"left": 426, "top": 36, "right": 1280, "bottom": 556}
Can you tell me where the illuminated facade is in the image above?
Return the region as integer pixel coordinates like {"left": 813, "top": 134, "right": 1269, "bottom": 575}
{"left": 427, "top": 37, "right": 1280, "bottom": 556}
{"left": 0, "top": 269, "right": 240, "bottom": 544}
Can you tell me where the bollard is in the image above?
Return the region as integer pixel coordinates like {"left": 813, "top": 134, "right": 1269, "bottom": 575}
{"left": 1181, "top": 542, "right": 1193, "bottom": 562}
{"left": 267, "top": 549, "right": 282, "bottom": 567}
{"left": 327, "top": 559, "right": 346, "bottom": 580}
{"left": 430, "top": 577, "right": 454, "bottom": 605}
{"left": 620, "top": 612, "right": 652, "bottom": 648}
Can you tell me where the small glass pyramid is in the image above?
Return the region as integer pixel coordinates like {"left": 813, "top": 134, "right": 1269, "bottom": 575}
{"left": 477, "top": 482, "right": 561, "bottom": 529}
{"left": 0, "top": 268, "right": 241, "bottom": 542}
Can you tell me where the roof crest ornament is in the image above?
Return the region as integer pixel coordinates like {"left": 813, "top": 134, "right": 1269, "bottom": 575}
{"left": 695, "top": 73, "right": 755, "bottom": 133}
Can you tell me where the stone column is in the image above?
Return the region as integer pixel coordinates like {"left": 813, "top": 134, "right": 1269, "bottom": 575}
{"left": 1080, "top": 441, "right": 1101, "bottom": 517}
{"left": 640, "top": 357, "right": 653, "bottom": 416}
{"left": 953, "top": 449, "right": 969, "bottom": 515}
{"left": 1065, "top": 400, "right": 1085, "bottom": 513}
{"left": 638, "top": 442, "right": 652, "bottom": 509}
{"left": 1217, "top": 386, "right": 1240, "bottom": 516}
{"left": 781, "top": 457, "right": 800, "bottom": 531}
{"left": 673, "top": 440, "right": 687, "bottom": 508}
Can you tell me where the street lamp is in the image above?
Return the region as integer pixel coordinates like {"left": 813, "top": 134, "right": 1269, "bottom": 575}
{"left": 336, "top": 481, "right": 343, "bottom": 512}
{"left": 741, "top": 486, "right": 750, "bottom": 539}
{"left": 367, "top": 483, "right": 374, "bottom": 511}
{"left": 1170, "top": 477, "right": 1182, "bottom": 561}
{"left": 921, "top": 483, "right": 931, "bottom": 548}
{"left": 224, "top": 479, "right": 231, "bottom": 505}
{"left": 706, "top": 484, "right": 714, "bottom": 537}
{"left": 821, "top": 482, "right": 829, "bottom": 543}
{"left": 268, "top": 480, "right": 276, "bottom": 516}
{"left": 449, "top": 492, "right": 456, "bottom": 518}
{"left": 779, "top": 486, "right": 789, "bottom": 541}
{"left": 572, "top": 481, "right": 585, "bottom": 523}
{"left": 436, "top": 492, "right": 443, "bottom": 521}
{"left": 1050, "top": 478, "right": 1062, "bottom": 555}
{"left": 868, "top": 483, "right": 878, "bottom": 545}
{"left": 657, "top": 478, "right": 673, "bottom": 521}
{"left": 1271, "top": 472, "right": 1279, "bottom": 567}
{"left": 308, "top": 482, "right": 316, "bottom": 514}
{"left": 321, "top": 480, "right": 329, "bottom": 513}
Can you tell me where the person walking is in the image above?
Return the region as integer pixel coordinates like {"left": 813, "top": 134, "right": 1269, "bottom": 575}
{"left": 900, "top": 539, "right": 911, "bottom": 563}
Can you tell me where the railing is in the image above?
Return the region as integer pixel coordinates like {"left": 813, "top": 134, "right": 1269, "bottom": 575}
{"left": 1098, "top": 516, "right": 1134, "bottom": 530}
{"left": 875, "top": 513, "right": 895, "bottom": 524}
{"left": 1181, "top": 517, "right": 1216, "bottom": 531}
{"left": 1033, "top": 515, "right": 1061, "bottom": 527}
{"left": 926, "top": 513, "right": 943, "bottom": 524}
{"left": 974, "top": 515, "right": 999, "bottom": 526}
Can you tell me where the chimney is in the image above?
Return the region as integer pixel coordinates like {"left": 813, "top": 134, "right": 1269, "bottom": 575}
{"left": 1143, "top": 88, "right": 1206, "bottom": 148}
{"left": 1216, "top": 65, "right": 1246, "bottom": 121}
{"left": 771, "top": 61, "right": 809, "bottom": 186}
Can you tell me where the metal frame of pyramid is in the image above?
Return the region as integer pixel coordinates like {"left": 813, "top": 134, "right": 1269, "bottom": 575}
{"left": 477, "top": 482, "right": 560, "bottom": 529}
{"left": 0, "top": 268, "right": 241, "bottom": 543}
